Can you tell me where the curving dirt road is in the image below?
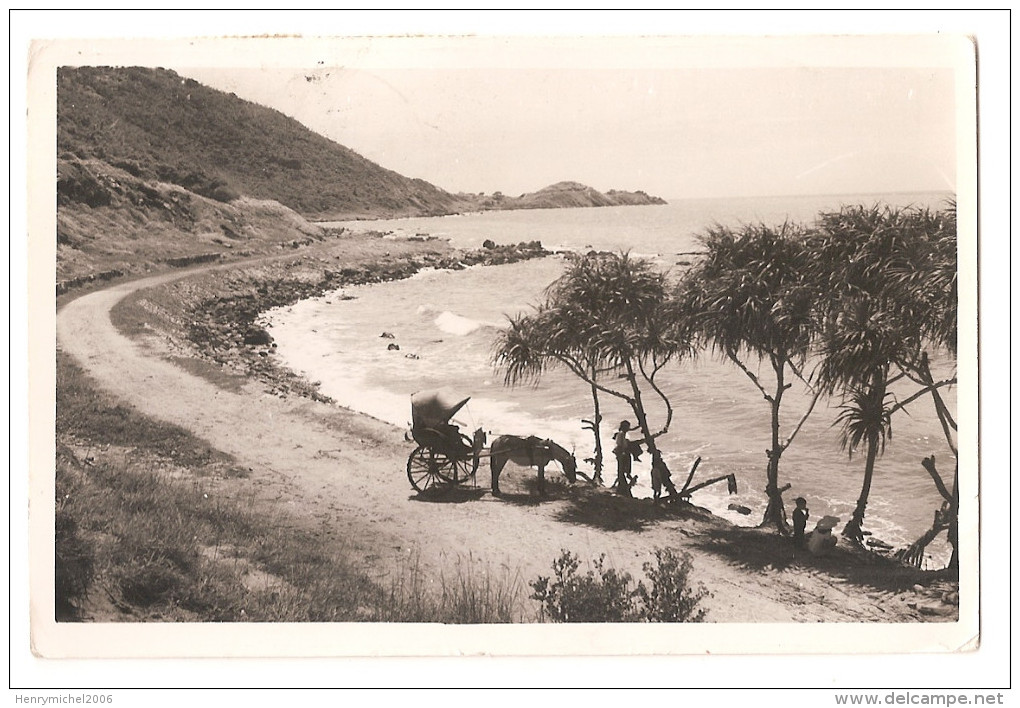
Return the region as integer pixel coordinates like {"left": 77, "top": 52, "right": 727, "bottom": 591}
{"left": 56, "top": 261, "right": 939, "bottom": 631}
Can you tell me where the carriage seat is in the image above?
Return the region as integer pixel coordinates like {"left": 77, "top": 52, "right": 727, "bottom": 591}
{"left": 411, "top": 423, "right": 473, "bottom": 459}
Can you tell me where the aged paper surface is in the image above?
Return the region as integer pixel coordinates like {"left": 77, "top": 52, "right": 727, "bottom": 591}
{"left": 14, "top": 12, "right": 1004, "bottom": 690}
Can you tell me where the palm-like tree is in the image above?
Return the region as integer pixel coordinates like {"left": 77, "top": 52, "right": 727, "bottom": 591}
{"left": 493, "top": 252, "right": 691, "bottom": 484}
{"left": 812, "top": 204, "right": 955, "bottom": 545}
{"left": 674, "top": 223, "right": 821, "bottom": 532}
{"left": 879, "top": 202, "right": 959, "bottom": 570}
{"left": 496, "top": 307, "right": 610, "bottom": 480}
{"left": 817, "top": 298, "right": 901, "bottom": 542}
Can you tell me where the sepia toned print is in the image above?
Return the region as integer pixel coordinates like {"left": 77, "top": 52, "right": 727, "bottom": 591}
{"left": 32, "top": 33, "right": 977, "bottom": 658}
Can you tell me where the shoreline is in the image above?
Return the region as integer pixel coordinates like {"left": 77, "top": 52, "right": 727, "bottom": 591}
{"left": 109, "top": 233, "right": 551, "bottom": 401}
{"left": 56, "top": 233, "right": 961, "bottom": 625}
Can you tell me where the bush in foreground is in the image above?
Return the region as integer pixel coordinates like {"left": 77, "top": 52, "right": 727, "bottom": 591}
{"left": 531, "top": 548, "right": 710, "bottom": 623}
{"left": 636, "top": 547, "right": 710, "bottom": 622}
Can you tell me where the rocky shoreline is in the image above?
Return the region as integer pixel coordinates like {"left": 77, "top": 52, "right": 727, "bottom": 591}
{"left": 123, "top": 234, "right": 552, "bottom": 402}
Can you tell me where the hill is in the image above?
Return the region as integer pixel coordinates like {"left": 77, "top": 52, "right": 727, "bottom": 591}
{"left": 55, "top": 67, "right": 665, "bottom": 285}
{"left": 465, "top": 181, "right": 667, "bottom": 211}
{"left": 58, "top": 66, "right": 468, "bottom": 220}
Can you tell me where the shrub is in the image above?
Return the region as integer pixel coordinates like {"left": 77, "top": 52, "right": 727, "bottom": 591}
{"left": 530, "top": 551, "right": 638, "bottom": 622}
{"left": 532, "top": 548, "right": 710, "bottom": 623}
{"left": 636, "top": 547, "right": 709, "bottom": 622}
{"left": 56, "top": 161, "right": 113, "bottom": 208}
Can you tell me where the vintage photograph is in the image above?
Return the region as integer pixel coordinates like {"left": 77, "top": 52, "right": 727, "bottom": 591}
{"left": 29, "top": 29, "right": 978, "bottom": 662}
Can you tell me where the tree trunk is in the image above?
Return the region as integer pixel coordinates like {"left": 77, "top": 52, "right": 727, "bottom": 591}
{"left": 760, "top": 447, "right": 790, "bottom": 533}
{"left": 918, "top": 353, "right": 957, "bottom": 456}
{"left": 623, "top": 359, "right": 666, "bottom": 478}
{"left": 948, "top": 463, "right": 959, "bottom": 574}
{"left": 843, "top": 431, "right": 878, "bottom": 544}
{"left": 760, "top": 356, "right": 790, "bottom": 533}
{"left": 589, "top": 380, "right": 604, "bottom": 484}
{"left": 917, "top": 353, "right": 959, "bottom": 573}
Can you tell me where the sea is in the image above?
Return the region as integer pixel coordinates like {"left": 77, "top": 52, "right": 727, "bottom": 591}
{"left": 263, "top": 192, "right": 959, "bottom": 568}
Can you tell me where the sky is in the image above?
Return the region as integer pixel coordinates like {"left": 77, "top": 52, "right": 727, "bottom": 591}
{"left": 173, "top": 34, "right": 966, "bottom": 200}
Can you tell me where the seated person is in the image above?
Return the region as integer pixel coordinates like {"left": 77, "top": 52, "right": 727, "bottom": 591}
{"left": 807, "top": 516, "right": 840, "bottom": 556}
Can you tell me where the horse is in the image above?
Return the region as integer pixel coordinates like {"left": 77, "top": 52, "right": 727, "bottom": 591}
{"left": 489, "top": 435, "right": 577, "bottom": 497}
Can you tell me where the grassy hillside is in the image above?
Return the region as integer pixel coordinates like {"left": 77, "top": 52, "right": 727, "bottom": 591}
{"left": 58, "top": 66, "right": 467, "bottom": 220}
{"left": 55, "top": 156, "right": 328, "bottom": 286}
{"left": 54, "top": 67, "right": 664, "bottom": 286}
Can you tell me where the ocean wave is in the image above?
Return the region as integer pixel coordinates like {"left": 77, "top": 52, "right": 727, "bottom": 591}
{"left": 434, "top": 311, "right": 484, "bottom": 336}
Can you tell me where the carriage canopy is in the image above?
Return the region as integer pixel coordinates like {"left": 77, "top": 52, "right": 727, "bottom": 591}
{"left": 410, "top": 389, "right": 471, "bottom": 432}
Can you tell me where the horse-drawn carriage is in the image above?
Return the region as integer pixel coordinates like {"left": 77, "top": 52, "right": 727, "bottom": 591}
{"left": 406, "top": 390, "right": 577, "bottom": 495}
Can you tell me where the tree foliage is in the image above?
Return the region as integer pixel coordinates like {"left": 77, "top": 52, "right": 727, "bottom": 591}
{"left": 810, "top": 203, "right": 958, "bottom": 545}
{"left": 675, "top": 223, "right": 821, "bottom": 531}
{"left": 493, "top": 252, "right": 692, "bottom": 485}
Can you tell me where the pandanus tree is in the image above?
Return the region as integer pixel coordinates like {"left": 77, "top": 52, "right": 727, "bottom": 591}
{"left": 493, "top": 252, "right": 691, "bottom": 484}
{"left": 815, "top": 295, "right": 905, "bottom": 543}
{"left": 674, "top": 223, "right": 822, "bottom": 532}
{"left": 496, "top": 311, "right": 610, "bottom": 481}
{"left": 812, "top": 204, "right": 957, "bottom": 548}
{"left": 879, "top": 203, "right": 959, "bottom": 571}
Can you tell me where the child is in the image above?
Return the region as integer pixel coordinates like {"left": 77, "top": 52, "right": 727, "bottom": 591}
{"left": 650, "top": 449, "right": 678, "bottom": 504}
{"left": 792, "top": 497, "right": 809, "bottom": 547}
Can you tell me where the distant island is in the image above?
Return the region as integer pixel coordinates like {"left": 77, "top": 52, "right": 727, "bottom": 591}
{"left": 458, "top": 181, "right": 667, "bottom": 211}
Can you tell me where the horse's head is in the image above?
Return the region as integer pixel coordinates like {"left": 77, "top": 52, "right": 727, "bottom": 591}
{"left": 560, "top": 443, "right": 578, "bottom": 484}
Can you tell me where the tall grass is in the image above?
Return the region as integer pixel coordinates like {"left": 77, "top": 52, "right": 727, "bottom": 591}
{"left": 380, "top": 552, "right": 525, "bottom": 623}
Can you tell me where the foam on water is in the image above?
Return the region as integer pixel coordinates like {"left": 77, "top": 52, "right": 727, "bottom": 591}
{"left": 433, "top": 310, "right": 488, "bottom": 337}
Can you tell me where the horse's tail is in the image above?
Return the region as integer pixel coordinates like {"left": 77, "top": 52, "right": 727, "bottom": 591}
{"left": 489, "top": 436, "right": 507, "bottom": 475}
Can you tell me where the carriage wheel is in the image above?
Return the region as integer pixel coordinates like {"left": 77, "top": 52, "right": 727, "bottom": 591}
{"left": 407, "top": 446, "right": 457, "bottom": 493}
{"left": 450, "top": 454, "right": 477, "bottom": 485}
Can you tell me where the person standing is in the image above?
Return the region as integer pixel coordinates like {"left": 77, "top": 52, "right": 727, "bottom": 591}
{"left": 792, "top": 497, "right": 810, "bottom": 547}
{"left": 613, "top": 420, "right": 635, "bottom": 497}
{"left": 650, "top": 449, "right": 679, "bottom": 503}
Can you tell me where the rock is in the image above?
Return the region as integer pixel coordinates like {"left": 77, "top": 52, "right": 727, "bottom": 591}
{"left": 482, "top": 239, "right": 496, "bottom": 249}
{"left": 243, "top": 328, "right": 273, "bottom": 346}
{"left": 387, "top": 343, "right": 400, "bottom": 351}
{"left": 405, "top": 353, "right": 420, "bottom": 360}
{"left": 727, "top": 503, "right": 752, "bottom": 515}
{"left": 380, "top": 332, "right": 396, "bottom": 339}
